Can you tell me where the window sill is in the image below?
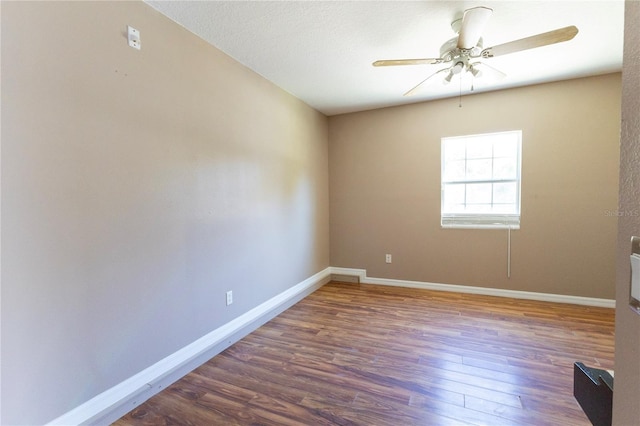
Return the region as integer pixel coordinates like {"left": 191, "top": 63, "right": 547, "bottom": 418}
{"left": 441, "top": 224, "right": 520, "bottom": 230}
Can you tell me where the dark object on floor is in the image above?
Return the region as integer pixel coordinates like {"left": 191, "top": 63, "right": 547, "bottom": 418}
{"left": 574, "top": 362, "right": 614, "bottom": 426}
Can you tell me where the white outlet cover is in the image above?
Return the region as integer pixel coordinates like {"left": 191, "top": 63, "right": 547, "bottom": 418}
{"left": 127, "top": 25, "right": 141, "bottom": 50}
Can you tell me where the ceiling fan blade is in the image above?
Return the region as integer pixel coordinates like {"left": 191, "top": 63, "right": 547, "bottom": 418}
{"left": 473, "top": 62, "right": 506, "bottom": 79}
{"left": 457, "top": 6, "right": 493, "bottom": 49}
{"left": 373, "top": 58, "right": 442, "bottom": 67}
{"left": 480, "top": 25, "right": 579, "bottom": 58}
{"left": 403, "top": 68, "right": 450, "bottom": 97}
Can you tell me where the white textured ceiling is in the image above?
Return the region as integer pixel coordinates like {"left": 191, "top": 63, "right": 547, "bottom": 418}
{"left": 146, "top": 1, "right": 624, "bottom": 116}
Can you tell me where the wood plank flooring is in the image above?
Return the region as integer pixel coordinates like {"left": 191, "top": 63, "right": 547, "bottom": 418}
{"left": 114, "top": 281, "right": 615, "bottom": 425}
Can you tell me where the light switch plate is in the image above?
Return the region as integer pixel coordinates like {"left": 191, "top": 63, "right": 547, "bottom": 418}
{"left": 128, "top": 26, "right": 140, "bottom": 50}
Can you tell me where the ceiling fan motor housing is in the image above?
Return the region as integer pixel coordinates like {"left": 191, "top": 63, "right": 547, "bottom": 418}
{"left": 440, "top": 37, "right": 483, "bottom": 62}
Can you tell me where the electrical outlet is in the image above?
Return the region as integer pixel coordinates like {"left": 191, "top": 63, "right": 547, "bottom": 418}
{"left": 226, "top": 290, "right": 233, "bottom": 306}
{"left": 385, "top": 254, "right": 392, "bottom": 263}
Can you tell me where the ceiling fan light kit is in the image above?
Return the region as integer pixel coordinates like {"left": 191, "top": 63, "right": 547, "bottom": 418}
{"left": 373, "top": 6, "right": 579, "bottom": 97}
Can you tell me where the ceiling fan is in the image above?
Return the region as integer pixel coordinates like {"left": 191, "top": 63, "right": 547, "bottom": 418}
{"left": 372, "top": 6, "right": 579, "bottom": 96}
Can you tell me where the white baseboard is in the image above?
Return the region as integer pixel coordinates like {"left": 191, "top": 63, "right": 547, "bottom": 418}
{"left": 47, "top": 265, "right": 613, "bottom": 425}
{"left": 47, "top": 268, "right": 332, "bottom": 426}
{"left": 329, "top": 267, "right": 615, "bottom": 308}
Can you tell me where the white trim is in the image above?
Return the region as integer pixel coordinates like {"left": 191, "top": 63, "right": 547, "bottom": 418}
{"left": 47, "top": 265, "right": 613, "bottom": 425}
{"left": 47, "top": 268, "right": 332, "bottom": 426}
{"left": 441, "top": 130, "right": 523, "bottom": 225}
{"left": 329, "top": 267, "right": 615, "bottom": 308}
{"left": 440, "top": 223, "right": 520, "bottom": 230}
{"left": 330, "top": 267, "right": 367, "bottom": 282}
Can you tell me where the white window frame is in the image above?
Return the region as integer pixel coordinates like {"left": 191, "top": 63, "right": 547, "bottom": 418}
{"left": 441, "top": 130, "right": 522, "bottom": 230}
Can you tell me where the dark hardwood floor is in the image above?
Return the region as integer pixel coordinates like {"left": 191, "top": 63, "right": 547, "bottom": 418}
{"left": 114, "top": 281, "right": 615, "bottom": 425}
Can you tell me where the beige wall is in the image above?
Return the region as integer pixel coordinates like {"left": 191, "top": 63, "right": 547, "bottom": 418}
{"left": 613, "top": 1, "right": 640, "bottom": 423}
{"left": 330, "top": 73, "right": 621, "bottom": 299}
{"left": 1, "top": 2, "right": 329, "bottom": 424}
{"left": 1, "top": 1, "right": 632, "bottom": 424}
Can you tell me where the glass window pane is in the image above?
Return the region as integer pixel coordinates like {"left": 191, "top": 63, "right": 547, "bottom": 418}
{"left": 493, "top": 182, "right": 517, "bottom": 204}
{"left": 443, "top": 184, "right": 465, "bottom": 206}
{"left": 466, "top": 183, "right": 492, "bottom": 204}
{"left": 494, "top": 138, "right": 517, "bottom": 158}
{"left": 466, "top": 140, "right": 493, "bottom": 159}
{"left": 492, "top": 204, "right": 517, "bottom": 214}
{"left": 447, "top": 204, "right": 467, "bottom": 213}
{"left": 443, "top": 159, "right": 466, "bottom": 181}
{"left": 493, "top": 158, "right": 517, "bottom": 180}
{"left": 466, "top": 204, "right": 492, "bottom": 213}
{"left": 466, "top": 159, "right": 492, "bottom": 181}
{"left": 443, "top": 139, "right": 466, "bottom": 161}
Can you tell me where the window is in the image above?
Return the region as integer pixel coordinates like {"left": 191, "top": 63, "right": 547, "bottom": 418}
{"left": 441, "top": 130, "right": 521, "bottom": 229}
